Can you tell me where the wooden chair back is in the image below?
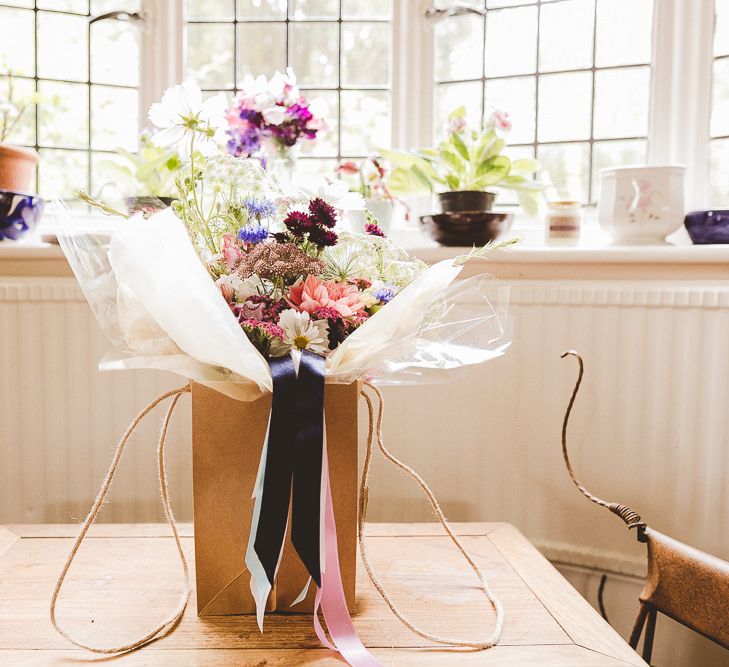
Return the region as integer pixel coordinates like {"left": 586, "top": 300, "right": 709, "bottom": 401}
{"left": 561, "top": 351, "right": 729, "bottom": 664}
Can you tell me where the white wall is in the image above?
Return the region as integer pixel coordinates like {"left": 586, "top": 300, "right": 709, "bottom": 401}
{"left": 2, "top": 276, "right": 729, "bottom": 665}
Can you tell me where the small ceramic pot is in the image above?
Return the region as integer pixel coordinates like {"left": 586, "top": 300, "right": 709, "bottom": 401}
{"left": 0, "top": 190, "right": 44, "bottom": 241}
{"left": 684, "top": 210, "right": 729, "bottom": 244}
{"left": 0, "top": 144, "right": 39, "bottom": 192}
{"left": 598, "top": 165, "right": 686, "bottom": 245}
{"left": 438, "top": 190, "right": 495, "bottom": 213}
{"left": 365, "top": 199, "right": 395, "bottom": 233}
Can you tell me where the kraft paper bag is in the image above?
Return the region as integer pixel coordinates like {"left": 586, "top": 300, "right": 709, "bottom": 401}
{"left": 191, "top": 380, "right": 359, "bottom": 616}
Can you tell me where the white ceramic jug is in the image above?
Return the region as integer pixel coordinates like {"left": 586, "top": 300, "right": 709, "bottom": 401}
{"left": 598, "top": 165, "right": 686, "bottom": 244}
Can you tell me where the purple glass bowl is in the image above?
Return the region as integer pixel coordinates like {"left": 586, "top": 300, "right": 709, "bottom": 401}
{"left": 684, "top": 210, "right": 729, "bottom": 244}
{"left": 0, "top": 190, "right": 44, "bottom": 241}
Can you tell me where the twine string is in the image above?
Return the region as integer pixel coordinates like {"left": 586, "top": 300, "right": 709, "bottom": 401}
{"left": 50, "top": 379, "right": 504, "bottom": 656}
{"left": 49, "top": 384, "right": 192, "bottom": 655}
{"left": 358, "top": 381, "right": 504, "bottom": 649}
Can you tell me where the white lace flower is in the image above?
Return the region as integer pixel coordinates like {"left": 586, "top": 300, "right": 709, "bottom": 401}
{"left": 148, "top": 80, "right": 227, "bottom": 159}
{"left": 277, "top": 309, "right": 329, "bottom": 354}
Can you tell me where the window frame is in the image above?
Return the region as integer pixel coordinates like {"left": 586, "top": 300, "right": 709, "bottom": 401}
{"left": 3, "top": 1, "right": 717, "bottom": 208}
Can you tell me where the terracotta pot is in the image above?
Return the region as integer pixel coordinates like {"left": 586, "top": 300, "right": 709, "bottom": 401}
{"left": 0, "top": 144, "right": 38, "bottom": 193}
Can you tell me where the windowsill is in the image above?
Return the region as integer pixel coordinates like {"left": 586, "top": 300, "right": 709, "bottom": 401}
{"left": 2, "top": 212, "right": 729, "bottom": 281}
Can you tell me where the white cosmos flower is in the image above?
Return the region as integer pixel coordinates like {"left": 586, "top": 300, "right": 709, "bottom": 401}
{"left": 299, "top": 177, "right": 366, "bottom": 212}
{"left": 148, "top": 80, "right": 227, "bottom": 159}
{"left": 277, "top": 309, "right": 329, "bottom": 355}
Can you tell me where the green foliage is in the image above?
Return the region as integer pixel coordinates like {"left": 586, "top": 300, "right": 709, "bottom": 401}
{"left": 0, "top": 69, "right": 44, "bottom": 143}
{"left": 383, "top": 106, "right": 546, "bottom": 213}
{"left": 99, "top": 131, "right": 181, "bottom": 197}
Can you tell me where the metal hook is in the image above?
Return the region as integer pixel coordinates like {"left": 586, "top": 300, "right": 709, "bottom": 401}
{"left": 89, "top": 10, "right": 145, "bottom": 25}
{"left": 424, "top": 4, "right": 488, "bottom": 21}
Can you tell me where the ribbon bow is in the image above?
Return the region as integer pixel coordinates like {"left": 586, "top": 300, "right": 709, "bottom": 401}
{"left": 245, "top": 350, "right": 381, "bottom": 666}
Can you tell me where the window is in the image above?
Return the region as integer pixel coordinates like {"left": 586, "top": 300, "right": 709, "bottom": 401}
{"left": 1, "top": 1, "right": 728, "bottom": 213}
{"left": 0, "top": 1, "right": 140, "bottom": 199}
{"left": 183, "top": 0, "right": 393, "bottom": 177}
{"left": 711, "top": 0, "right": 729, "bottom": 207}
{"left": 432, "top": 0, "right": 654, "bottom": 205}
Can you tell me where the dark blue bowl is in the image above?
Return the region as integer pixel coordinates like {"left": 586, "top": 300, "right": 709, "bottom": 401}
{"left": 0, "top": 190, "right": 44, "bottom": 241}
{"left": 684, "top": 209, "right": 729, "bottom": 244}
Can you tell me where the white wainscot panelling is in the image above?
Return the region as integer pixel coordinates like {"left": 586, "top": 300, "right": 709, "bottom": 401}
{"left": 3, "top": 277, "right": 729, "bottom": 666}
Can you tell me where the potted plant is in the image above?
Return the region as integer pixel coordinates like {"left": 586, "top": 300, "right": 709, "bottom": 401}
{"left": 0, "top": 71, "right": 40, "bottom": 192}
{"left": 336, "top": 156, "right": 404, "bottom": 232}
{"left": 382, "top": 107, "right": 545, "bottom": 216}
{"left": 99, "top": 131, "right": 182, "bottom": 215}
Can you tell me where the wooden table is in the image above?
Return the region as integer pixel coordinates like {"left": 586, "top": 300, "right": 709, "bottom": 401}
{"left": 0, "top": 523, "right": 645, "bottom": 666}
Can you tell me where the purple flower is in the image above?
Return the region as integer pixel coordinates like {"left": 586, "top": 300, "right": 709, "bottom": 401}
{"left": 238, "top": 224, "right": 269, "bottom": 244}
{"left": 372, "top": 285, "right": 395, "bottom": 304}
{"left": 365, "top": 222, "right": 386, "bottom": 237}
{"left": 244, "top": 198, "right": 276, "bottom": 219}
{"left": 227, "top": 128, "right": 261, "bottom": 158}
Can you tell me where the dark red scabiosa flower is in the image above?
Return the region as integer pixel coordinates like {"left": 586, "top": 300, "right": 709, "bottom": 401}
{"left": 283, "top": 210, "right": 311, "bottom": 238}
{"left": 365, "top": 222, "right": 386, "bottom": 237}
{"left": 307, "top": 225, "right": 338, "bottom": 248}
{"left": 308, "top": 197, "right": 337, "bottom": 228}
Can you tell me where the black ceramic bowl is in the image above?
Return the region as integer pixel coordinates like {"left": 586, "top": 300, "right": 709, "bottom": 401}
{"left": 684, "top": 210, "right": 729, "bottom": 244}
{"left": 0, "top": 190, "right": 45, "bottom": 241}
{"left": 420, "top": 211, "right": 514, "bottom": 247}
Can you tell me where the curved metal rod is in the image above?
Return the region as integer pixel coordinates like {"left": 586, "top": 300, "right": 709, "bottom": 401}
{"left": 425, "top": 5, "right": 487, "bottom": 21}
{"left": 561, "top": 351, "right": 647, "bottom": 541}
{"left": 89, "top": 10, "right": 145, "bottom": 25}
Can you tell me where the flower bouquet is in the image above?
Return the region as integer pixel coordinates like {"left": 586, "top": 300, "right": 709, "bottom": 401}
{"left": 225, "top": 68, "right": 327, "bottom": 166}
{"left": 52, "top": 82, "right": 514, "bottom": 666}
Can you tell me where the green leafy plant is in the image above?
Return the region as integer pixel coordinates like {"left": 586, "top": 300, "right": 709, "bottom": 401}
{"left": 100, "top": 131, "right": 182, "bottom": 198}
{"left": 382, "top": 107, "right": 545, "bottom": 215}
{"left": 0, "top": 69, "right": 43, "bottom": 144}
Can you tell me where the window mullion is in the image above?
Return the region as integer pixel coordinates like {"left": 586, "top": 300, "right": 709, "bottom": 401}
{"left": 391, "top": 0, "right": 432, "bottom": 149}
{"left": 139, "top": 0, "right": 184, "bottom": 128}
{"left": 649, "top": 0, "right": 714, "bottom": 209}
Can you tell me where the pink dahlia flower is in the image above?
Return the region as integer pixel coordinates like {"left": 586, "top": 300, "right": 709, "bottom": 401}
{"left": 286, "top": 275, "right": 365, "bottom": 317}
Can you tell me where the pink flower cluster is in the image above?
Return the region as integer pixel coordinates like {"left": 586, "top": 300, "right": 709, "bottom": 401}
{"left": 287, "top": 275, "right": 365, "bottom": 318}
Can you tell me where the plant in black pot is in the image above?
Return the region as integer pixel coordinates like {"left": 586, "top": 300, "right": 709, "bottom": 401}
{"left": 99, "top": 131, "right": 182, "bottom": 217}
{"left": 382, "top": 106, "right": 545, "bottom": 216}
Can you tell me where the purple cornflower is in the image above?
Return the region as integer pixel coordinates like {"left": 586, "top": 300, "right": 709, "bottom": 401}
{"left": 372, "top": 285, "right": 395, "bottom": 304}
{"left": 365, "top": 222, "right": 386, "bottom": 237}
{"left": 244, "top": 199, "right": 276, "bottom": 220}
{"left": 238, "top": 224, "right": 269, "bottom": 245}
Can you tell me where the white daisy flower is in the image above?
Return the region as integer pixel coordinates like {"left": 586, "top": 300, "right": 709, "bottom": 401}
{"left": 148, "top": 80, "right": 227, "bottom": 159}
{"left": 278, "top": 309, "right": 329, "bottom": 355}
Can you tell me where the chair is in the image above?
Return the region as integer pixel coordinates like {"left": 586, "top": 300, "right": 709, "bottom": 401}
{"left": 561, "top": 351, "right": 729, "bottom": 664}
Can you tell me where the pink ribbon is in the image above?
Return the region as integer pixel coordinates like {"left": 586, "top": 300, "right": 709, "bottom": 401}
{"left": 312, "top": 443, "right": 383, "bottom": 666}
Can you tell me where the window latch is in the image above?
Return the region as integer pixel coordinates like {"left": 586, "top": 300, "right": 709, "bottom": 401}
{"left": 424, "top": 4, "right": 487, "bottom": 21}
{"left": 89, "top": 10, "right": 146, "bottom": 25}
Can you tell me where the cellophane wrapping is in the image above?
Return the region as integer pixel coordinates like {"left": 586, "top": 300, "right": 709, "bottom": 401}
{"left": 57, "top": 205, "right": 512, "bottom": 399}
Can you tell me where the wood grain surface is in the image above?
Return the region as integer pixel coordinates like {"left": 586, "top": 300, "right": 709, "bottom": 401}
{"left": 0, "top": 523, "right": 646, "bottom": 666}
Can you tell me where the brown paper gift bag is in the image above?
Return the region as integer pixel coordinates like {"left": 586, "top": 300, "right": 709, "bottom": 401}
{"left": 191, "top": 380, "right": 359, "bottom": 616}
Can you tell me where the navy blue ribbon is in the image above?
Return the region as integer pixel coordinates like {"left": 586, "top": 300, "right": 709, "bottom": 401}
{"left": 253, "top": 350, "right": 326, "bottom": 588}
{"left": 253, "top": 353, "right": 297, "bottom": 585}
{"left": 291, "top": 350, "right": 326, "bottom": 587}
